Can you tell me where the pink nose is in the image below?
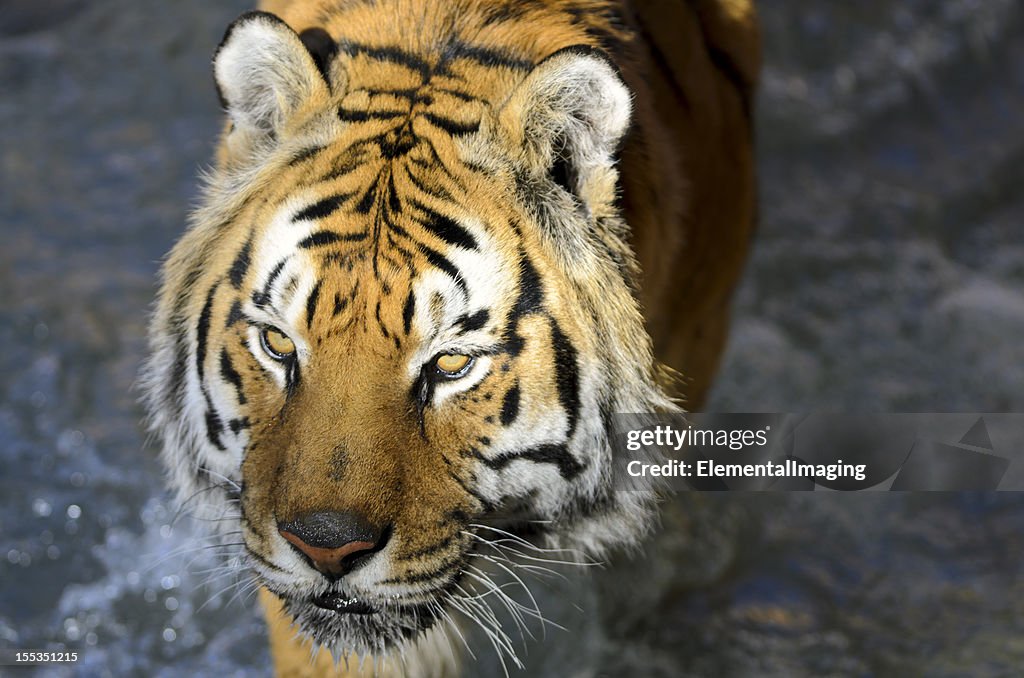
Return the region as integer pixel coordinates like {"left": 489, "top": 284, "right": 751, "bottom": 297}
{"left": 277, "top": 511, "right": 382, "bottom": 578}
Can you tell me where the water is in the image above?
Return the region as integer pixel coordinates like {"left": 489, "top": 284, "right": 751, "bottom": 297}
{"left": 0, "top": 1, "right": 1022, "bottom": 675}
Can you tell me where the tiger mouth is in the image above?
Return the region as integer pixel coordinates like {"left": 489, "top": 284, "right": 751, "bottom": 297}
{"left": 312, "top": 591, "right": 376, "bottom": 615}
{"left": 279, "top": 585, "right": 443, "bottom": 652}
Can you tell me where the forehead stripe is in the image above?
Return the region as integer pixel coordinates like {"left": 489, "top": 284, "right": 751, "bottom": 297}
{"left": 418, "top": 244, "right": 468, "bottom": 294}
{"left": 338, "top": 41, "right": 433, "bottom": 81}
{"left": 292, "top": 192, "right": 355, "bottom": 222}
{"left": 421, "top": 113, "right": 480, "bottom": 137}
{"left": 338, "top": 108, "right": 405, "bottom": 123}
{"left": 455, "top": 309, "right": 489, "bottom": 333}
{"left": 298, "top": 230, "right": 369, "bottom": 248}
{"left": 403, "top": 163, "right": 454, "bottom": 202}
{"left": 409, "top": 198, "right": 477, "bottom": 250}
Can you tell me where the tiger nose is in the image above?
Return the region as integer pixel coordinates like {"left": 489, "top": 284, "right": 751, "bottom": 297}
{"left": 277, "top": 511, "right": 384, "bottom": 579}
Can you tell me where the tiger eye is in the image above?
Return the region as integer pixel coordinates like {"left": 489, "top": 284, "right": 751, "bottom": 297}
{"left": 260, "top": 327, "right": 296, "bottom": 360}
{"left": 435, "top": 353, "right": 472, "bottom": 376}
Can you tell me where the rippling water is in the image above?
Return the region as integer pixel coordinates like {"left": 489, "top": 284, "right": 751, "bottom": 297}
{"left": 1, "top": 1, "right": 1022, "bottom": 675}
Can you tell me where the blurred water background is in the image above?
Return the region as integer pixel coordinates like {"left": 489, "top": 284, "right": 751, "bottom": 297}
{"left": 1, "top": 1, "right": 1022, "bottom": 675}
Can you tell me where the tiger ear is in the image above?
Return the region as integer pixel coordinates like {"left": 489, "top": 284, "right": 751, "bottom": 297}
{"left": 213, "top": 11, "right": 330, "bottom": 150}
{"left": 499, "top": 46, "right": 632, "bottom": 209}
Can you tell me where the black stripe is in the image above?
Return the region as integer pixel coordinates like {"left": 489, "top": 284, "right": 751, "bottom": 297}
{"left": 333, "top": 291, "right": 348, "bottom": 316}
{"left": 204, "top": 407, "right": 226, "bottom": 451}
{"left": 421, "top": 113, "right": 480, "bottom": 136}
{"left": 293, "top": 193, "right": 354, "bottom": 222}
{"left": 169, "top": 333, "right": 189, "bottom": 419}
{"left": 387, "top": 171, "right": 402, "bottom": 213}
{"left": 440, "top": 41, "right": 534, "bottom": 72}
{"left": 404, "top": 164, "right": 454, "bottom": 202}
{"left": 288, "top": 145, "right": 327, "bottom": 166}
{"left": 402, "top": 291, "right": 415, "bottom": 335}
{"left": 456, "top": 309, "right": 489, "bottom": 333}
{"left": 228, "top": 417, "right": 251, "bottom": 434}
{"left": 443, "top": 459, "right": 495, "bottom": 512}
{"left": 195, "top": 284, "right": 227, "bottom": 451}
{"left": 380, "top": 555, "right": 460, "bottom": 585}
{"left": 298, "top": 230, "right": 367, "bottom": 248}
{"left": 229, "top": 239, "right": 252, "bottom": 289}
{"left": 411, "top": 198, "right": 478, "bottom": 250}
{"left": 443, "top": 507, "right": 471, "bottom": 525}
{"left": 550, "top": 320, "right": 581, "bottom": 439}
{"left": 225, "top": 300, "right": 244, "bottom": 328}
{"left": 418, "top": 244, "right": 468, "bottom": 294}
{"left": 512, "top": 253, "right": 543, "bottom": 319}
{"left": 382, "top": 212, "right": 412, "bottom": 241}
{"left": 338, "top": 41, "right": 432, "bottom": 80}
{"left": 355, "top": 178, "right": 378, "bottom": 213}
{"left": 379, "top": 129, "right": 417, "bottom": 159}
{"left": 245, "top": 543, "right": 289, "bottom": 574}
{"left": 401, "top": 532, "right": 457, "bottom": 560}
{"left": 338, "top": 108, "right": 405, "bottom": 123}
{"left": 219, "top": 348, "right": 247, "bottom": 404}
{"left": 411, "top": 142, "right": 464, "bottom": 191}
{"left": 431, "top": 86, "right": 478, "bottom": 103}
{"left": 196, "top": 284, "right": 217, "bottom": 381}
{"left": 254, "top": 258, "right": 288, "bottom": 307}
{"left": 365, "top": 86, "right": 419, "bottom": 100}
{"left": 374, "top": 300, "right": 389, "bottom": 339}
{"left": 319, "top": 154, "right": 367, "bottom": 182}
{"left": 500, "top": 383, "right": 520, "bottom": 426}
{"left": 481, "top": 3, "right": 532, "bottom": 26}
{"left": 480, "top": 443, "right": 584, "bottom": 480}
{"left": 502, "top": 252, "right": 543, "bottom": 356}
{"left": 306, "top": 280, "right": 323, "bottom": 329}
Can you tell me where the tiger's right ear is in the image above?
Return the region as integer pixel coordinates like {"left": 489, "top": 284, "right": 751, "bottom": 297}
{"left": 497, "top": 46, "right": 631, "bottom": 219}
{"left": 213, "top": 11, "right": 331, "bottom": 152}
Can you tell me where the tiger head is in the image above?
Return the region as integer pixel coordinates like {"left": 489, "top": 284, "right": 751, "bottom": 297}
{"left": 143, "top": 10, "right": 673, "bottom": 656}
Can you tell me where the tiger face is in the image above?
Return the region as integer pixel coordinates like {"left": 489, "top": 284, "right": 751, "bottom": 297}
{"left": 143, "top": 10, "right": 672, "bottom": 657}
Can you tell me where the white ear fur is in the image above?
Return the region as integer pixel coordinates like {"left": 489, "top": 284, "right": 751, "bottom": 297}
{"left": 213, "top": 11, "right": 329, "bottom": 139}
{"left": 500, "top": 46, "right": 632, "bottom": 184}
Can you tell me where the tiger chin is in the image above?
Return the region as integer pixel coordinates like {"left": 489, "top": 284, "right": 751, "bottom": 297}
{"left": 142, "top": 0, "right": 758, "bottom": 675}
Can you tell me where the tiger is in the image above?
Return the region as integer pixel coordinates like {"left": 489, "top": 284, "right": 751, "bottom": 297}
{"left": 141, "top": 0, "right": 759, "bottom": 675}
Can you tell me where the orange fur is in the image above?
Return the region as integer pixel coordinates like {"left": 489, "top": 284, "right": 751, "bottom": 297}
{"left": 152, "top": 1, "right": 758, "bottom": 675}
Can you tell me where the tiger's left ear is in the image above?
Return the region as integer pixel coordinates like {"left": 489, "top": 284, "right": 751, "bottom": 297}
{"left": 213, "top": 11, "right": 331, "bottom": 155}
{"left": 499, "top": 45, "right": 632, "bottom": 210}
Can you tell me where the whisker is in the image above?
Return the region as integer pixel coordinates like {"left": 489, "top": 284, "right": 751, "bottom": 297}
{"left": 463, "top": 567, "right": 534, "bottom": 644}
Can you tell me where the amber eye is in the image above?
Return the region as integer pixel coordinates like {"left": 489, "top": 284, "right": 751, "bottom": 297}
{"left": 434, "top": 353, "right": 473, "bottom": 377}
{"left": 260, "top": 327, "right": 296, "bottom": 361}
